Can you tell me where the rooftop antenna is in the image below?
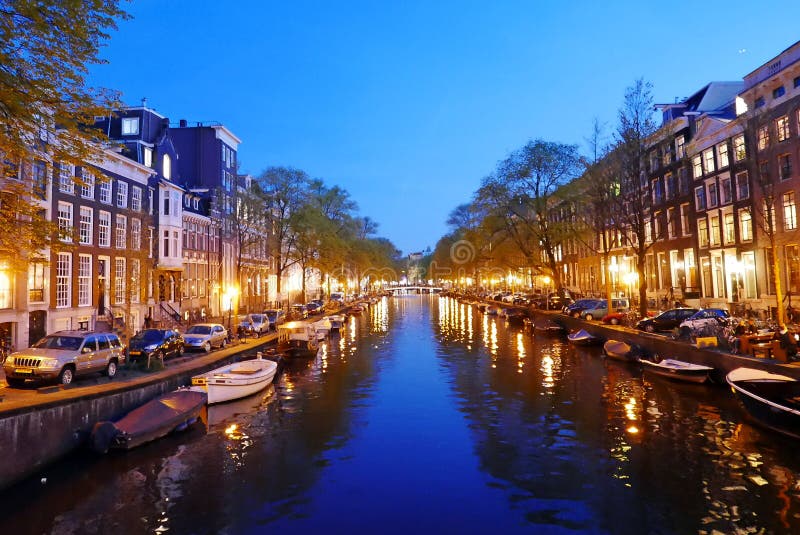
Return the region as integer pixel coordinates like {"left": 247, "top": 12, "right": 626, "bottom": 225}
{"left": 141, "top": 97, "right": 148, "bottom": 109}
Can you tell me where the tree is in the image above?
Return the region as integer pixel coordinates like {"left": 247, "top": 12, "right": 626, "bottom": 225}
{"left": 0, "top": 1, "right": 128, "bottom": 267}
{"left": 258, "top": 166, "right": 311, "bottom": 300}
{"left": 608, "top": 79, "right": 660, "bottom": 316}
{"left": 476, "top": 139, "right": 581, "bottom": 293}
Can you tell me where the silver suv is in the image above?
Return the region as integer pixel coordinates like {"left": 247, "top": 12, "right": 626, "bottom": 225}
{"left": 3, "top": 330, "right": 125, "bottom": 387}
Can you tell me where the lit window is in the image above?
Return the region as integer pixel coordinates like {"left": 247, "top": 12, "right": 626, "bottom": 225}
{"left": 676, "top": 135, "right": 686, "bottom": 159}
{"left": 784, "top": 191, "right": 797, "bottom": 230}
{"left": 680, "top": 203, "right": 690, "bottom": 236}
{"left": 739, "top": 210, "right": 752, "bottom": 241}
{"left": 692, "top": 155, "right": 703, "bottom": 178}
{"left": 163, "top": 154, "right": 172, "bottom": 179}
{"left": 777, "top": 115, "right": 790, "bottom": 142}
{"left": 717, "top": 142, "right": 729, "bottom": 168}
{"left": 733, "top": 135, "right": 746, "bottom": 161}
{"left": 121, "top": 117, "right": 139, "bottom": 135}
{"left": 143, "top": 147, "right": 153, "bottom": 167}
{"left": 757, "top": 125, "right": 769, "bottom": 151}
{"left": 698, "top": 219, "right": 708, "bottom": 247}
{"left": 709, "top": 216, "right": 720, "bottom": 246}
{"left": 724, "top": 213, "right": 735, "bottom": 244}
{"left": 703, "top": 149, "right": 715, "bottom": 173}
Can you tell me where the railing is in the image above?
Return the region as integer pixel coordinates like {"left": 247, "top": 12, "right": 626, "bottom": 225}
{"left": 159, "top": 302, "right": 181, "bottom": 323}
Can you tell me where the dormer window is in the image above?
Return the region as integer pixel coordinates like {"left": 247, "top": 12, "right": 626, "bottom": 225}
{"left": 163, "top": 154, "right": 172, "bottom": 179}
{"left": 193, "top": 198, "right": 199, "bottom": 209}
{"left": 121, "top": 117, "right": 139, "bottom": 135}
{"left": 143, "top": 147, "right": 153, "bottom": 167}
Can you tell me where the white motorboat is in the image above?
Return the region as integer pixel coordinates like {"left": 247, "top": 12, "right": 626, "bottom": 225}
{"left": 640, "top": 357, "right": 713, "bottom": 384}
{"left": 314, "top": 318, "right": 332, "bottom": 339}
{"left": 327, "top": 315, "right": 345, "bottom": 332}
{"left": 190, "top": 355, "right": 278, "bottom": 404}
{"left": 278, "top": 321, "right": 320, "bottom": 357}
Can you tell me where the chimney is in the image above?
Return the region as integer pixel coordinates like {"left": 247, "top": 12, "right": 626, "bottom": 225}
{"left": 141, "top": 97, "right": 147, "bottom": 108}
{"left": 179, "top": 119, "right": 187, "bottom": 128}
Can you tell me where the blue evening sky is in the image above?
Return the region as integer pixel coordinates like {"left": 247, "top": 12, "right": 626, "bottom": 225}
{"left": 89, "top": 1, "right": 800, "bottom": 255}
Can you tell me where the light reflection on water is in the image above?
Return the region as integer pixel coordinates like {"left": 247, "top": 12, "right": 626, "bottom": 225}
{"left": 2, "top": 295, "right": 800, "bottom": 534}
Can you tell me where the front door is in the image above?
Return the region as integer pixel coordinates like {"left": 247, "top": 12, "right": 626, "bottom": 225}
{"left": 28, "top": 311, "right": 46, "bottom": 347}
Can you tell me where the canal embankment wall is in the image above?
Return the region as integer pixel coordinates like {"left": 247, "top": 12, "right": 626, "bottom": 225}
{"left": 531, "top": 309, "right": 800, "bottom": 383}
{"left": 0, "top": 335, "right": 275, "bottom": 492}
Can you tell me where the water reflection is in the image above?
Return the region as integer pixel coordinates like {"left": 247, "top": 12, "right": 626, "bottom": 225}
{"left": 2, "top": 296, "right": 800, "bottom": 533}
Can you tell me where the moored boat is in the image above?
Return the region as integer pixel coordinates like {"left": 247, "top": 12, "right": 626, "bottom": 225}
{"left": 505, "top": 310, "right": 527, "bottom": 326}
{"left": 313, "top": 318, "right": 332, "bottom": 340}
{"left": 485, "top": 305, "right": 499, "bottom": 315}
{"left": 567, "top": 329, "right": 602, "bottom": 346}
{"left": 726, "top": 367, "right": 800, "bottom": 439}
{"left": 640, "top": 357, "right": 713, "bottom": 384}
{"left": 327, "top": 315, "right": 345, "bottom": 332}
{"left": 602, "top": 339, "right": 640, "bottom": 361}
{"left": 190, "top": 355, "right": 278, "bottom": 404}
{"left": 278, "top": 321, "right": 320, "bottom": 358}
{"left": 90, "top": 389, "right": 207, "bottom": 453}
{"left": 533, "top": 319, "right": 564, "bottom": 336}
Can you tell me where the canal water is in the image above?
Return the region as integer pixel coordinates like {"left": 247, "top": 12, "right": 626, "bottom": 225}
{"left": 2, "top": 295, "right": 800, "bottom": 534}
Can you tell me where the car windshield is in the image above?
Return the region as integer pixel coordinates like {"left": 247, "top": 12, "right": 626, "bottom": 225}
{"left": 186, "top": 325, "right": 212, "bottom": 335}
{"left": 132, "top": 330, "right": 164, "bottom": 342}
{"left": 33, "top": 336, "right": 82, "bottom": 350}
{"left": 265, "top": 311, "right": 277, "bottom": 319}
{"left": 250, "top": 315, "right": 265, "bottom": 323}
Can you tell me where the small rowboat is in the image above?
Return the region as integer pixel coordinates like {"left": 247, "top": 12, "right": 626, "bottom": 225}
{"left": 190, "top": 355, "right": 278, "bottom": 404}
{"left": 567, "top": 329, "right": 602, "bottom": 346}
{"left": 90, "top": 389, "right": 207, "bottom": 453}
{"left": 640, "top": 357, "right": 713, "bottom": 384}
{"left": 533, "top": 319, "right": 564, "bottom": 336}
{"left": 727, "top": 367, "right": 800, "bottom": 439}
{"left": 602, "top": 339, "right": 640, "bottom": 362}
{"left": 505, "top": 310, "right": 527, "bottom": 326}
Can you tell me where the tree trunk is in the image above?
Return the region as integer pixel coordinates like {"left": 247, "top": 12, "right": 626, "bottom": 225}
{"left": 637, "top": 256, "right": 648, "bottom": 317}
{"left": 770, "top": 240, "right": 787, "bottom": 325}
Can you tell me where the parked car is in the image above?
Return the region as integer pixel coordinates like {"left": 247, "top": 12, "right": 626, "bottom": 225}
{"left": 563, "top": 298, "right": 605, "bottom": 317}
{"left": 305, "top": 302, "right": 321, "bottom": 315}
{"left": 128, "top": 328, "right": 184, "bottom": 362}
{"left": 183, "top": 323, "right": 228, "bottom": 352}
{"left": 330, "top": 292, "right": 344, "bottom": 303}
{"left": 579, "top": 298, "right": 630, "bottom": 321}
{"left": 290, "top": 304, "right": 308, "bottom": 319}
{"left": 2, "top": 330, "right": 125, "bottom": 387}
{"left": 636, "top": 308, "right": 699, "bottom": 333}
{"left": 264, "top": 309, "right": 286, "bottom": 330}
{"left": 239, "top": 313, "right": 270, "bottom": 336}
{"left": 678, "top": 308, "right": 732, "bottom": 336}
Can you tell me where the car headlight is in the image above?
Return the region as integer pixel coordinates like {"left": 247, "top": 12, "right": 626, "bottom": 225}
{"left": 144, "top": 344, "right": 158, "bottom": 351}
{"left": 4, "top": 356, "right": 13, "bottom": 366}
{"left": 39, "top": 358, "right": 60, "bottom": 368}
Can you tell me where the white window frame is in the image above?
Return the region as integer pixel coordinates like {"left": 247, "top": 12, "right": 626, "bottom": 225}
{"left": 78, "top": 254, "right": 92, "bottom": 306}
{"left": 79, "top": 206, "right": 93, "bottom": 245}
{"left": 131, "top": 218, "right": 141, "bottom": 250}
{"left": 739, "top": 209, "right": 753, "bottom": 241}
{"left": 114, "top": 258, "right": 126, "bottom": 304}
{"left": 143, "top": 146, "right": 153, "bottom": 167}
{"left": 163, "top": 154, "right": 172, "bottom": 179}
{"left": 784, "top": 191, "right": 797, "bottom": 230}
{"left": 121, "top": 117, "right": 139, "bottom": 135}
{"left": 717, "top": 142, "right": 729, "bottom": 168}
{"left": 57, "top": 201, "right": 73, "bottom": 242}
{"left": 131, "top": 186, "right": 142, "bottom": 211}
{"left": 59, "top": 163, "right": 74, "bottom": 194}
{"left": 99, "top": 180, "right": 112, "bottom": 204}
{"left": 98, "top": 211, "right": 111, "bottom": 247}
{"left": 115, "top": 214, "right": 127, "bottom": 248}
{"left": 116, "top": 180, "right": 128, "bottom": 208}
{"left": 80, "top": 170, "right": 94, "bottom": 199}
{"left": 56, "top": 253, "right": 71, "bottom": 308}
